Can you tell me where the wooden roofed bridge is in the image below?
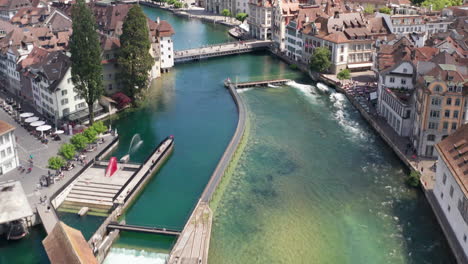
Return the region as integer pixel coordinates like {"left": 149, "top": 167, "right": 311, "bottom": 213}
{"left": 174, "top": 40, "right": 273, "bottom": 63}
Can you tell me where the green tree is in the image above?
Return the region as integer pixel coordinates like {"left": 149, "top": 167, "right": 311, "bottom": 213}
{"left": 70, "top": 0, "right": 103, "bottom": 125}
{"left": 117, "top": 5, "right": 154, "bottom": 100}
{"left": 337, "top": 69, "right": 351, "bottom": 80}
{"left": 406, "top": 170, "right": 421, "bottom": 187}
{"left": 59, "top": 144, "right": 76, "bottom": 160}
{"left": 364, "top": 4, "right": 375, "bottom": 14}
{"left": 221, "top": 9, "right": 231, "bottom": 19}
{"left": 420, "top": 0, "right": 462, "bottom": 11}
{"left": 48, "top": 156, "right": 66, "bottom": 170}
{"left": 71, "top": 134, "right": 88, "bottom": 150}
{"left": 235, "top": 13, "right": 248, "bottom": 22}
{"left": 173, "top": 1, "right": 183, "bottom": 8}
{"left": 309, "top": 47, "right": 331, "bottom": 73}
{"left": 379, "top": 7, "right": 392, "bottom": 14}
{"left": 90, "top": 121, "right": 107, "bottom": 134}
{"left": 83, "top": 128, "right": 98, "bottom": 143}
{"left": 167, "top": 0, "right": 176, "bottom": 4}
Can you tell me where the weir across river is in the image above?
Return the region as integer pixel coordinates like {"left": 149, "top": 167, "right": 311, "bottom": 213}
{"left": 174, "top": 40, "right": 273, "bottom": 63}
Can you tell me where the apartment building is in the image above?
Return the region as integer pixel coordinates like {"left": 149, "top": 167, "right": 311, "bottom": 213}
{"left": 412, "top": 62, "right": 467, "bottom": 157}
{"left": 434, "top": 124, "right": 468, "bottom": 261}
{"left": 248, "top": 0, "right": 273, "bottom": 40}
{"left": 0, "top": 120, "right": 19, "bottom": 175}
{"left": 272, "top": 0, "right": 300, "bottom": 51}
{"left": 375, "top": 37, "right": 439, "bottom": 136}
{"left": 24, "top": 50, "right": 87, "bottom": 123}
{"left": 301, "top": 12, "right": 391, "bottom": 73}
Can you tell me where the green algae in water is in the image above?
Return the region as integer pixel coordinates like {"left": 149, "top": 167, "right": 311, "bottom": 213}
{"left": 209, "top": 84, "right": 455, "bottom": 264}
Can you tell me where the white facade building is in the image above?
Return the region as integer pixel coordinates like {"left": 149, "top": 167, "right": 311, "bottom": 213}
{"left": 0, "top": 121, "right": 19, "bottom": 175}
{"left": 160, "top": 36, "right": 174, "bottom": 71}
{"left": 28, "top": 51, "right": 87, "bottom": 123}
{"left": 377, "top": 61, "right": 415, "bottom": 136}
{"left": 434, "top": 124, "right": 468, "bottom": 262}
{"left": 379, "top": 13, "right": 453, "bottom": 36}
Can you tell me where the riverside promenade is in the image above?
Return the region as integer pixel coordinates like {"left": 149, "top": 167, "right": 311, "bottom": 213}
{"left": 139, "top": 1, "right": 241, "bottom": 27}
{"left": 0, "top": 99, "right": 118, "bottom": 228}
{"left": 168, "top": 80, "right": 248, "bottom": 264}
{"left": 321, "top": 74, "right": 467, "bottom": 264}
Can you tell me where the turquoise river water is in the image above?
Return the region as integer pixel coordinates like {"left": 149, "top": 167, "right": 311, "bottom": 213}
{"left": 0, "top": 5, "right": 455, "bottom": 264}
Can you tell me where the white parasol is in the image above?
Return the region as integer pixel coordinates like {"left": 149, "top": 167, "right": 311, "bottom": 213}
{"left": 20, "top": 112, "right": 34, "bottom": 118}
{"left": 54, "top": 130, "right": 64, "bottom": 135}
{"left": 25, "top": 117, "right": 39, "bottom": 123}
{"left": 30, "top": 121, "right": 45, "bottom": 127}
{"left": 36, "top": 125, "right": 52, "bottom": 136}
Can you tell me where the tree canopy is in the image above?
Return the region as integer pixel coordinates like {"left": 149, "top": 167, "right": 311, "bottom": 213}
{"left": 379, "top": 7, "right": 392, "bottom": 14}
{"left": 59, "top": 144, "right": 76, "bottom": 160}
{"left": 364, "top": 4, "right": 374, "bottom": 14}
{"left": 309, "top": 47, "right": 331, "bottom": 73}
{"left": 48, "top": 156, "right": 65, "bottom": 170}
{"left": 117, "top": 5, "right": 154, "bottom": 99}
{"left": 221, "top": 9, "right": 231, "bottom": 17}
{"left": 420, "top": 0, "right": 462, "bottom": 10}
{"left": 70, "top": 0, "right": 103, "bottom": 124}
{"left": 337, "top": 69, "right": 351, "bottom": 80}
{"left": 235, "top": 13, "right": 248, "bottom": 22}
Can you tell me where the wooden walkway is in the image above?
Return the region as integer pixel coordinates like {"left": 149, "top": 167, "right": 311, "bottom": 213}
{"left": 107, "top": 223, "right": 181, "bottom": 236}
{"left": 174, "top": 40, "right": 272, "bottom": 63}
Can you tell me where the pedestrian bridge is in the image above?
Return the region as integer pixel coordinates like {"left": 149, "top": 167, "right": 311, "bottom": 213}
{"left": 107, "top": 222, "right": 181, "bottom": 236}
{"left": 174, "top": 40, "right": 273, "bottom": 63}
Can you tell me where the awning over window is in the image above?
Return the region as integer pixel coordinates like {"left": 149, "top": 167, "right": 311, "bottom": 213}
{"left": 64, "top": 104, "right": 104, "bottom": 122}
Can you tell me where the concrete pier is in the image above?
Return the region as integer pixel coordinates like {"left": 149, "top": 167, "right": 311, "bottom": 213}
{"left": 168, "top": 80, "right": 248, "bottom": 264}
{"left": 88, "top": 137, "right": 175, "bottom": 263}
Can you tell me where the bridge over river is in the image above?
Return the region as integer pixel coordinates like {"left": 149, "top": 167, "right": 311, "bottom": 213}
{"left": 174, "top": 40, "right": 273, "bottom": 63}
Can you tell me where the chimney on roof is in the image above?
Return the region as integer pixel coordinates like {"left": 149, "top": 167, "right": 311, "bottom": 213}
{"left": 334, "top": 11, "right": 339, "bottom": 18}
{"left": 157, "top": 17, "right": 160, "bottom": 24}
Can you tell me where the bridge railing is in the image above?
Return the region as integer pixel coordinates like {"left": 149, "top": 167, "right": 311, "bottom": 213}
{"left": 175, "top": 40, "right": 266, "bottom": 52}
{"left": 107, "top": 222, "right": 182, "bottom": 233}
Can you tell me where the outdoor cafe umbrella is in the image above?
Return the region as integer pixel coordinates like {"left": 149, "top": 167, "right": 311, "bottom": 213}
{"left": 53, "top": 130, "right": 64, "bottom": 135}
{"left": 20, "top": 112, "right": 33, "bottom": 118}
{"left": 24, "top": 117, "right": 39, "bottom": 123}
{"left": 30, "top": 121, "right": 45, "bottom": 127}
{"left": 36, "top": 125, "right": 51, "bottom": 136}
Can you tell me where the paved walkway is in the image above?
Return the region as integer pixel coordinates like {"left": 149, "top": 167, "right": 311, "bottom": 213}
{"left": 0, "top": 96, "right": 116, "bottom": 220}
{"left": 139, "top": 2, "right": 241, "bottom": 26}
{"left": 36, "top": 203, "right": 59, "bottom": 234}
{"left": 327, "top": 74, "right": 468, "bottom": 262}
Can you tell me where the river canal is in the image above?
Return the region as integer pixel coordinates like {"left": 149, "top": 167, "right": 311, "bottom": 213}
{"left": 0, "top": 5, "right": 455, "bottom": 264}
